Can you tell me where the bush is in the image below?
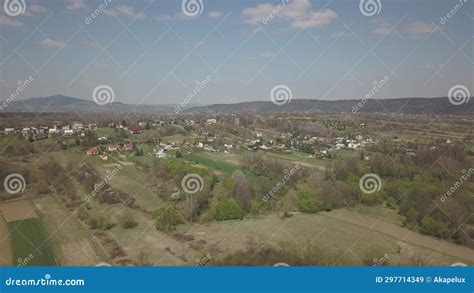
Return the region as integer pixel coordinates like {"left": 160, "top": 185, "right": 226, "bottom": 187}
{"left": 120, "top": 213, "right": 138, "bottom": 229}
{"left": 154, "top": 203, "right": 184, "bottom": 232}
{"left": 211, "top": 198, "right": 245, "bottom": 221}
{"left": 297, "top": 191, "right": 319, "bottom": 213}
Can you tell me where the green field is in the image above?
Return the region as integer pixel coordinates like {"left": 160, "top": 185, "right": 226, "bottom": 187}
{"left": 9, "top": 218, "right": 57, "bottom": 266}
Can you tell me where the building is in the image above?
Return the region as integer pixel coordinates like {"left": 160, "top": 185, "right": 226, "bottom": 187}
{"left": 63, "top": 129, "right": 74, "bottom": 136}
{"left": 123, "top": 143, "right": 134, "bottom": 151}
{"left": 130, "top": 127, "right": 142, "bottom": 134}
{"left": 107, "top": 144, "right": 119, "bottom": 152}
{"left": 86, "top": 147, "right": 99, "bottom": 156}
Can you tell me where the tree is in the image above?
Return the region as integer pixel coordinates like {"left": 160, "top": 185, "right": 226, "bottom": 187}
{"left": 231, "top": 170, "right": 253, "bottom": 211}
{"left": 211, "top": 198, "right": 245, "bottom": 221}
{"left": 175, "top": 150, "right": 182, "bottom": 158}
{"left": 154, "top": 203, "right": 184, "bottom": 232}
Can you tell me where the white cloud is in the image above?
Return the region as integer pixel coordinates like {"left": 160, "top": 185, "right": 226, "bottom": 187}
{"left": 66, "top": 0, "right": 87, "bottom": 10}
{"left": 242, "top": 0, "right": 337, "bottom": 29}
{"left": 331, "top": 31, "right": 352, "bottom": 38}
{"left": 259, "top": 52, "right": 278, "bottom": 58}
{"left": 209, "top": 11, "right": 223, "bottom": 18}
{"left": 405, "top": 21, "right": 439, "bottom": 35}
{"left": 0, "top": 15, "right": 24, "bottom": 27}
{"left": 28, "top": 4, "right": 48, "bottom": 14}
{"left": 40, "top": 38, "right": 70, "bottom": 49}
{"left": 105, "top": 5, "right": 145, "bottom": 20}
{"left": 370, "top": 19, "right": 396, "bottom": 36}
{"left": 158, "top": 12, "right": 200, "bottom": 21}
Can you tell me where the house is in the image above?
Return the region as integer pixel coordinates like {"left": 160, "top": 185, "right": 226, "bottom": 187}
{"left": 48, "top": 126, "right": 58, "bottom": 136}
{"left": 107, "top": 144, "right": 119, "bottom": 152}
{"left": 206, "top": 118, "right": 217, "bottom": 125}
{"left": 130, "top": 127, "right": 142, "bottom": 134}
{"left": 63, "top": 129, "right": 74, "bottom": 136}
{"left": 86, "top": 147, "right": 99, "bottom": 156}
{"left": 88, "top": 124, "right": 97, "bottom": 130}
{"left": 314, "top": 150, "right": 324, "bottom": 159}
{"left": 4, "top": 128, "right": 15, "bottom": 135}
{"left": 155, "top": 149, "right": 167, "bottom": 158}
{"left": 138, "top": 122, "right": 147, "bottom": 128}
{"left": 73, "top": 123, "right": 83, "bottom": 130}
{"left": 123, "top": 143, "right": 134, "bottom": 151}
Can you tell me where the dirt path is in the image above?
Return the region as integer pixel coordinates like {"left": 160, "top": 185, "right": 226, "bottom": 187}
{"left": 324, "top": 209, "right": 474, "bottom": 263}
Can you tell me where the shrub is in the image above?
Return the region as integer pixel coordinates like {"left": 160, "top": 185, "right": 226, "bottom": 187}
{"left": 154, "top": 203, "right": 184, "bottom": 232}
{"left": 297, "top": 191, "right": 319, "bottom": 213}
{"left": 120, "top": 213, "right": 138, "bottom": 229}
{"left": 211, "top": 198, "right": 245, "bottom": 221}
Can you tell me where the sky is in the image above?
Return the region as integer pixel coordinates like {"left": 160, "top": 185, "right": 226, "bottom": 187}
{"left": 0, "top": 0, "right": 473, "bottom": 106}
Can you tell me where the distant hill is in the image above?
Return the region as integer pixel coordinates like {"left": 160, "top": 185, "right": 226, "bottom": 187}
{"left": 186, "top": 97, "right": 473, "bottom": 115}
{"left": 0, "top": 95, "right": 175, "bottom": 114}
{"left": 1, "top": 95, "right": 472, "bottom": 115}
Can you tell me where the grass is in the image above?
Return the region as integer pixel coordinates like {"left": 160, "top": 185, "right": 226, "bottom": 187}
{"left": 9, "top": 218, "right": 56, "bottom": 266}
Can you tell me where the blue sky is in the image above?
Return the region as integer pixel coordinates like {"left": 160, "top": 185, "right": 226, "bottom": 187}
{"left": 0, "top": 0, "right": 472, "bottom": 105}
